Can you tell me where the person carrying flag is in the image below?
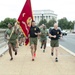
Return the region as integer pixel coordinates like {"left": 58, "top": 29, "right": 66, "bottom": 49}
{"left": 5, "top": 23, "right": 18, "bottom": 60}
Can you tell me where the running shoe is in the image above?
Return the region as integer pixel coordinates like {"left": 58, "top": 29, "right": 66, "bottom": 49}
{"left": 10, "top": 58, "right": 13, "bottom": 61}
{"left": 51, "top": 52, "right": 53, "bottom": 56}
{"left": 43, "top": 50, "right": 45, "bottom": 53}
{"left": 55, "top": 57, "right": 58, "bottom": 62}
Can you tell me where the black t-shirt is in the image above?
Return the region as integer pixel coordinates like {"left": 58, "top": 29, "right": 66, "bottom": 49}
{"left": 29, "top": 26, "right": 40, "bottom": 38}
{"left": 50, "top": 29, "right": 61, "bottom": 40}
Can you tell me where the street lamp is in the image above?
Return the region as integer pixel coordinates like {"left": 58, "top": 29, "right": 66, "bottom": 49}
{"left": 41, "top": 11, "right": 44, "bottom": 21}
{"left": 42, "top": 14, "right": 43, "bottom": 21}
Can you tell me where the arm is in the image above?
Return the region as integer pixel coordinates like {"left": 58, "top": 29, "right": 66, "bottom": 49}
{"left": 35, "top": 32, "right": 41, "bottom": 36}
{"left": 35, "top": 27, "right": 41, "bottom": 36}
{"left": 60, "top": 34, "right": 62, "bottom": 37}
{"left": 49, "top": 30, "right": 56, "bottom": 38}
{"left": 14, "top": 26, "right": 18, "bottom": 34}
{"left": 59, "top": 30, "right": 62, "bottom": 37}
{"left": 49, "top": 34, "right": 56, "bottom": 38}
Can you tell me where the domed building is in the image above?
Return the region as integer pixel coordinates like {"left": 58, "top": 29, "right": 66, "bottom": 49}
{"left": 33, "top": 10, "right": 57, "bottom": 24}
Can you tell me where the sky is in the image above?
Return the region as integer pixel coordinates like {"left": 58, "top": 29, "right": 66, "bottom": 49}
{"left": 0, "top": 0, "right": 75, "bottom": 21}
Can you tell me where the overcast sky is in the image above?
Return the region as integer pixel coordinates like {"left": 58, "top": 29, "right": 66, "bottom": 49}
{"left": 0, "top": 0, "right": 75, "bottom": 21}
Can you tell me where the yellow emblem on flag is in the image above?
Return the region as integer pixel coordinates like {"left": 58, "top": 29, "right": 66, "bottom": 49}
{"left": 27, "top": 17, "right": 32, "bottom": 27}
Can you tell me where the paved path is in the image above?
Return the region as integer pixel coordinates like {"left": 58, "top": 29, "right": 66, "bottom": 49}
{"left": 0, "top": 41, "right": 75, "bottom": 75}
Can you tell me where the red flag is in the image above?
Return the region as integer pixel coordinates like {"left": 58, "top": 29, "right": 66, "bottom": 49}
{"left": 18, "top": 0, "right": 33, "bottom": 45}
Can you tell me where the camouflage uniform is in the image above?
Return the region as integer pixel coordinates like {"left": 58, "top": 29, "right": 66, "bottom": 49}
{"left": 6, "top": 28, "right": 18, "bottom": 47}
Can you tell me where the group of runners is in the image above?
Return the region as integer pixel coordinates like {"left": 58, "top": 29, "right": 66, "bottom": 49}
{"left": 5, "top": 20, "right": 62, "bottom": 62}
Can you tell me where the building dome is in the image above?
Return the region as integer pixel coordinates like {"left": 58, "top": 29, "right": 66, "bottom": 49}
{"left": 33, "top": 10, "right": 57, "bottom": 24}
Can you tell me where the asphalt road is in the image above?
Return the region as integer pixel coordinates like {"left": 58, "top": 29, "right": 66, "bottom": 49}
{"left": 59, "top": 33, "right": 75, "bottom": 53}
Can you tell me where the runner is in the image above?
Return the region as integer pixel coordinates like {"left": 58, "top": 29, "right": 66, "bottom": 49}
{"left": 49, "top": 23, "right": 62, "bottom": 62}
{"left": 40, "top": 25, "right": 48, "bottom": 52}
{"left": 5, "top": 23, "right": 18, "bottom": 60}
{"left": 29, "top": 20, "right": 40, "bottom": 61}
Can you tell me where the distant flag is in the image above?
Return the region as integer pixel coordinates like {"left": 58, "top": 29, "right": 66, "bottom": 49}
{"left": 18, "top": 0, "right": 33, "bottom": 45}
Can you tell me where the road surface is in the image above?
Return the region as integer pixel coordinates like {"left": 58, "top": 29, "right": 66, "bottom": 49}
{"left": 60, "top": 33, "right": 75, "bottom": 53}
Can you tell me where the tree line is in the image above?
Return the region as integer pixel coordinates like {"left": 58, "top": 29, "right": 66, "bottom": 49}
{"left": 38, "top": 17, "right": 74, "bottom": 29}
{"left": 0, "top": 18, "right": 16, "bottom": 28}
{"left": 0, "top": 17, "right": 74, "bottom": 29}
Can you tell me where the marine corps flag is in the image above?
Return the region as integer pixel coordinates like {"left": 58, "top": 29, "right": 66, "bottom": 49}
{"left": 18, "top": 0, "right": 33, "bottom": 45}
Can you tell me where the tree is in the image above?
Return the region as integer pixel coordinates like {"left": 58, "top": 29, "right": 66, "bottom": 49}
{"left": 58, "top": 17, "right": 74, "bottom": 29}
{"left": 38, "top": 18, "right": 56, "bottom": 29}
{"left": 0, "top": 18, "right": 16, "bottom": 28}
{"left": 46, "top": 18, "right": 56, "bottom": 28}
{"left": 38, "top": 19, "right": 47, "bottom": 26}
{"left": 58, "top": 17, "right": 68, "bottom": 29}
{"left": 68, "top": 21, "right": 74, "bottom": 29}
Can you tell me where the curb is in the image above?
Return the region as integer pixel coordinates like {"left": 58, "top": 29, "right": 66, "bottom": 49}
{"left": 59, "top": 45, "right": 75, "bottom": 56}
{"left": 0, "top": 44, "right": 8, "bottom": 57}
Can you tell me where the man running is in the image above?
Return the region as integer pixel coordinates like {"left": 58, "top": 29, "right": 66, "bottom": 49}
{"left": 29, "top": 21, "right": 40, "bottom": 61}
{"left": 49, "top": 23, "right": 62, "bottom": 62}
{"left": 5, "top": 23, "right": 18, "bottom": 60}
{"left": 40, "top": 25, "right": 48, "bottom": 52}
